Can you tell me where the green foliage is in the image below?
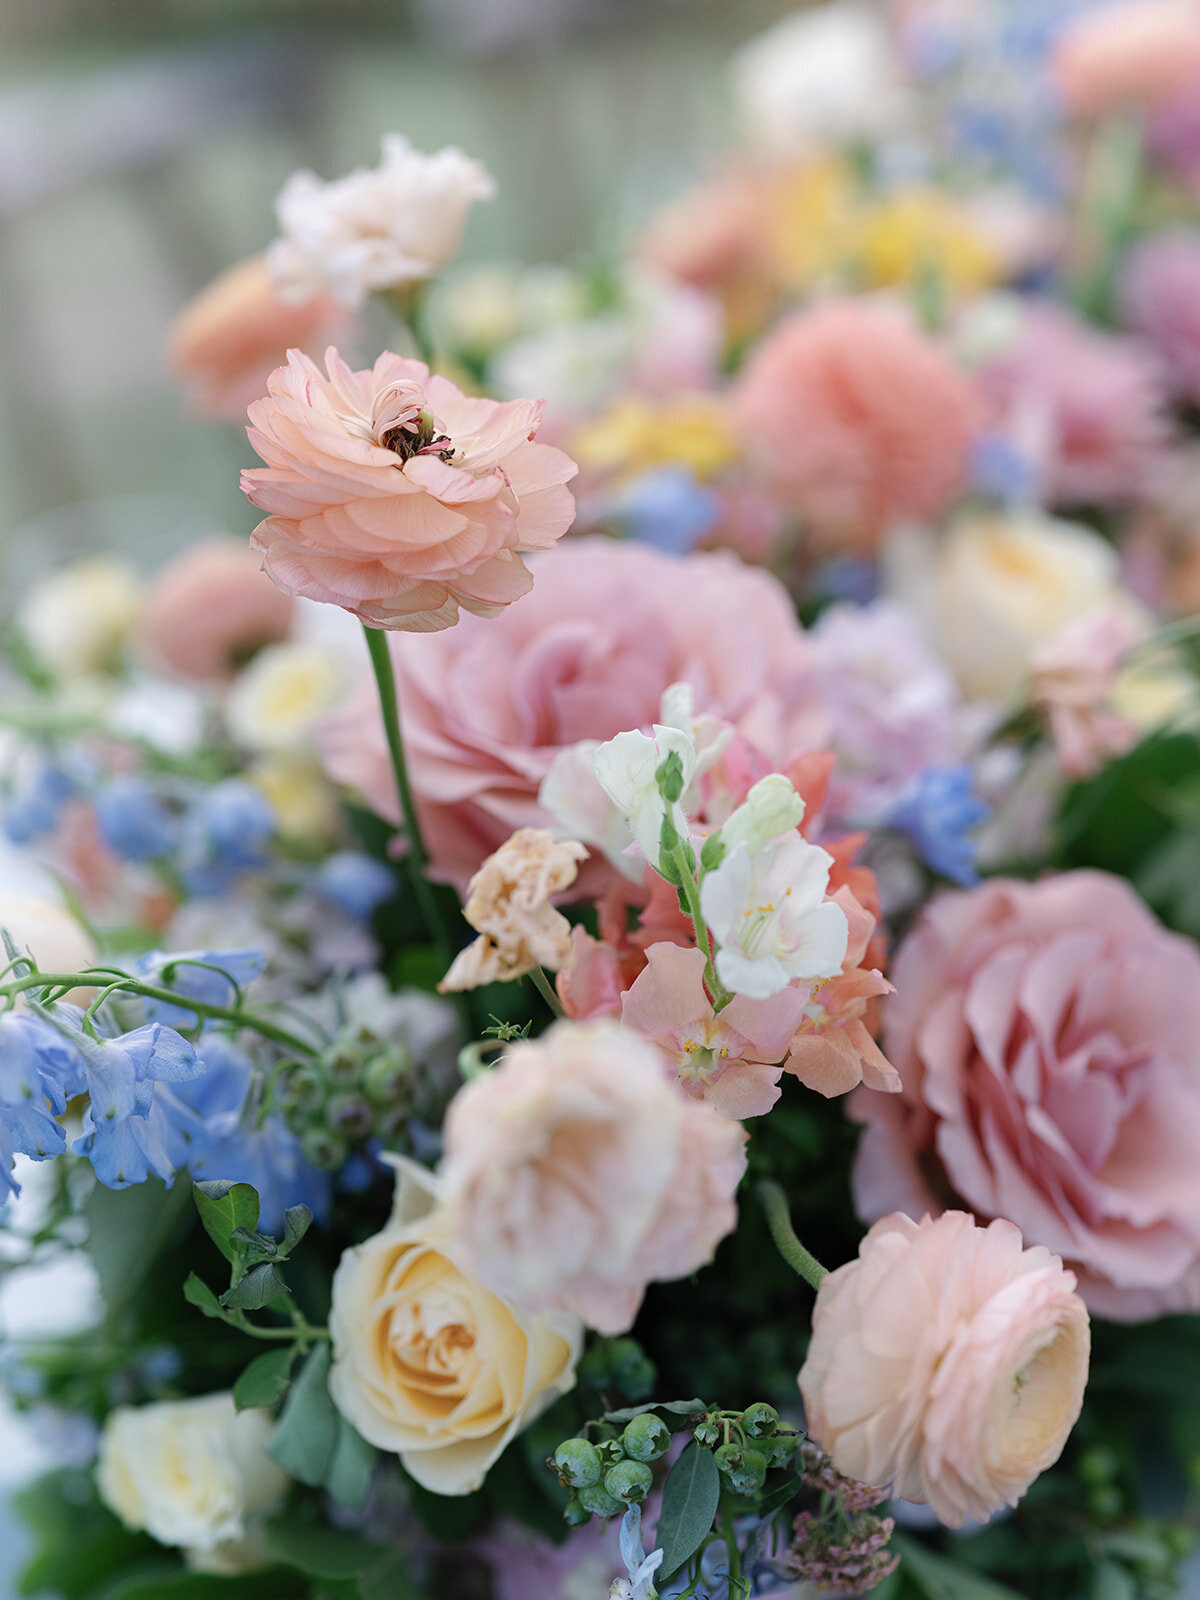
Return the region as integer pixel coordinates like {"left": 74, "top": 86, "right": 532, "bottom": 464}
{"left": 192, "top": 1181, "right": 261, "bottom": 1267}
{"left": 655, "top": 1441, "right": 721, "bottom": 1580}
{"left": 263, "top": 1520, "right": 421, "bottom": 1599}
{"left": 266, "top": 1343, "right": 377, "bottom": 1511}
{"left": 14, "top": 1469, "right": 158, "bottom": 1600}
{"left": 233, "top": 1346, "right": 300, "bottom": 1411}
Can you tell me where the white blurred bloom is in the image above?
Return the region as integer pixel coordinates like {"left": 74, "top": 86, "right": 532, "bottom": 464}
{"left": 226, "top": 642, "right": 346, "bottom": 752}
{"left": 268, "top": 134, "right": 495, "bottom": 310}
{"left": 539, "top": 739, "right": 640, "bottom": 880}
{"left": 20, "top": 558, "right": 140, "bottom": 680}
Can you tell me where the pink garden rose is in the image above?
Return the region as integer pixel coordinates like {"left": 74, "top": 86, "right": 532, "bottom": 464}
{"left": 438, "top": 1020, "right": 748, "bottom": 1334}
{"left": 735, "top": 300, "right": 977, "bottom": 553}
{"left": 318, "top": 538, "right": 824, "bottom": 890}
{"left": 853, "top": 871, "right": 1200, "bottom": 1320}
{"left": 1120, "top": 230, "right": 1200, "bottom": 406}
{"left": 136, "top": 539, "right": 294, "bottom": 682}
{"left": 241, "top": 348, "right": 577, "bottom": 631}
{"left": 800, "top": 1210, "right": 1089, "bottom": 1527}
{"left": 1028, "top": 605, "right": 1140, "bottom": 778}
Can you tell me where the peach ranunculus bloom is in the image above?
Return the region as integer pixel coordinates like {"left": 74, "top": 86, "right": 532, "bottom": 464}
{"left": 136, "top": 540, "right": 294, "bottom": 683}
{"left": 317, "top": 538, "right": 825, "bottom": 892}
{"left": 1053, "top": 0, "right": 1200, "bottom": 120}
{"left": 439, "top": 828, "right": 589, "bottom": 992}
{"left": 328, "top": 1157, "right": 581, "bottom": 1496}
{"left": 438, "top": 1020, "right": 748, "bottom": 1335}
{"left": 852, "top": 871, "right": 1200, "bottom": 1321}
{"left": 168, "top": 255, "right": 345, "bottom": 422}
{"left": 1028, "top": 605, "right": 1141, "bottom": 777}
{"left": 800, "top": 1210, "right": 1090, "bottom": 1528}
{"left": 240, "top": 349, "right": 578, "bottom": 631}
{"left": 734, "top": 300, "right": 977, "bottom": 555}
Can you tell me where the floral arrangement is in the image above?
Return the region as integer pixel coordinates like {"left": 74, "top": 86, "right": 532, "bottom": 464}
{"left": 5, "top": 2, "right": 1200, "bottom": 1597}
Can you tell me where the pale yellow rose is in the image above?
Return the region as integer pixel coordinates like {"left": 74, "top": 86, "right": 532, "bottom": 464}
{"left": 225, "top": 642, "right": 347, "bottom": 753}
{"left": 20, "top": 557, "right": 141, "bottom": 679}
{"left": 328, "top": 1158, "right": 581, "bottom": 1495}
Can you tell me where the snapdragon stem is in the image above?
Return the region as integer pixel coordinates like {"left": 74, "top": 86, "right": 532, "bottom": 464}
{"left": 362, "top": 623, "right": 456, "bottom": 970}
{"left": 528, "top": 965, "right": 563, "bottom": 1018}
{"left": 758, "top": 1180, "right": 829, "bottom": 1292}
{"left": 669, "top": 844, "right": 730, "bottom": 1010}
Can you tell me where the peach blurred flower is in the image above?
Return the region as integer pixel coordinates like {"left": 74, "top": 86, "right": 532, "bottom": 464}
{"left": 136, "top": 540, "right": 294, "bottom": 682}
{"left": 240, "top": 348, "right": 577, "bottom": 631}
{"left": 800, "top": 1210, "right": 1089, "bottom": 1527}
{"left": 1028, "top": 605, "right": 1141, "bottom": 777}
{"left": 318, "top": 539, "right": 824, "bottom": 891}
{"left": 735, "top": 301, "right": 977, "bottom": 553}
{"left": 438, "top": 1020, "right": 748, "bottom": 1334}
{"left": 1053, "top": 0, "right": 1200, "bottom": 119}
{"left": 853, "top": 871, "right": 1200, "bottom": 1320}
{"left": 440, "top": 828, "right": 588, "bottom": 992}
{"left": 168, "top": 255, "right": 344, "bottom": 422}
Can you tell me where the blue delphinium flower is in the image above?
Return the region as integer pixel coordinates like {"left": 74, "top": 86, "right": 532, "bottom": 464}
{"left": 970, "top": 434, "right": 1038, "bottom": 506}
{"left": 612, "top": 466, "right": 722, "bottom": 555}
{"left": 889, "top": 764, "right": 990, "bottom": 885}
{"left": 72, "top": 1023, "right": 206, "bottom": 1188}
{"left": 314, "top": 853, "right": 397, "bottom": 922}
{"left": 137, "top": 948, "right": 267, "bottom": 1030}
{"left": 94, "top": 777, "right": 177, "bottom": 862}
{"left": 3, "top": 765, "right": 77, "bottom": 846}
{"left": 0, "top": 1009, "right": 86, "bottom": 1195}
{"left": 178, "top": 781, "right": 276, "bottom": 897}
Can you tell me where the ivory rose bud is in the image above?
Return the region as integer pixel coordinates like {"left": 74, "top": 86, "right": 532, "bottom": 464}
{"left": 329, "top": 1158, "right": 580, "bottom": 1494}
{"left": 137, "top": 540, "right": 294, "bottom": 683}
{"left": 800, "top": 1211, "right": 1090, "bottom": 1527}
{"left": 241, "top": 348, "right": 577, "bottom": 631}
{"left": 438, "top": 1021, "right": 748, "bottom": 1334}
{"left": 96, "top": 1393, "right": 288, "bottom": 1566}
{"left": 440, "top": 827, "right": 589, "bottom": 991}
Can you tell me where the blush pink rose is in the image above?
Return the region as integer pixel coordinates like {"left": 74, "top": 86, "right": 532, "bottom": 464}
{"left": 1052, "top": 0, "right": 1200, "bottom": 119}
{"left": 853, "top": 871, "right": 1200, "bottom": 1320}
{"left": 800, "top": 1210, "right": 1089, "bottom": 1527}
{"left": 1028, "top": 605, "right": 1140, "bottom": 778}
{"left": 241, "top": 348, "right": 577, "bottom": 631}
{"left": 318, "top": 538, "right": 825, "bottom": 890}
{"left": 136, "top": 539, "right": 294, "bottom": 682}
{"left": 734, "top": 300, "right": 977, "bottom": 553}
{"left": 1120, "top": 229, "right": 1200, "bottom": 406}
{"left": 438, "top": 1019, "right": 748, "bottom": 1335}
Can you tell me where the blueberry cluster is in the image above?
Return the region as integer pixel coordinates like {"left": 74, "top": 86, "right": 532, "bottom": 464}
{"left": 273, "top": 1028, "right": 415, "bottom": 1171}
{"left": 553, "top": 1412, "right": 673, "bottom": 1522}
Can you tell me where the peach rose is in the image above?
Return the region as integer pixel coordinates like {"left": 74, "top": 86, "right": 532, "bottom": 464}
{"left": 438, "top": 1021, "right": 748, "bottom": 1334}
{"left": 800, "top": 1210, "right": 1089, "bottom": 1527}
{"left": 318, "top": 538, "right": 825, "bottom": 891}
{"left": 328, "top": 1158, "right": 580, "bottom": 1495}
{"left": 136, "top": 540, "right": 294, "bottom": 682}
{"left": 734, "top": 300, "right": 977, "bottom": 553}
{"left": 241, "top": 348, "right": 577, "bottom": 631}
{"left": 168, "top": 255, "right": 344, "bottom": 421}
{"left": 1053, "top": 0, "right": 1200, "bottom": 119}
{"left": 853, "top": 871, "right": 1200, "bottom": 1320}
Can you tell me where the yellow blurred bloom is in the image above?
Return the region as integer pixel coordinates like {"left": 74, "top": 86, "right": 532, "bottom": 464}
{"left": 571, "top": 394, "right": 737, "bottom": 481}
{"left": 248, "top": 753, "right": 338, "bottom": 842}
{"left": 766, "top": 154, "right": 860, "bottom": 294}
{"left": 849, "top": 190, "right": 1001, "bottom": 300}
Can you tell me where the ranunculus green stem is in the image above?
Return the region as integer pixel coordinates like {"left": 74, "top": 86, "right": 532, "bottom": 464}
{"left": 758, "top": 1180, "right": 828, "bottom": 1291}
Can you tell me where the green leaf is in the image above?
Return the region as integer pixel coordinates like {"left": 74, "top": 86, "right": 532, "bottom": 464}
{"left": 602, "top": 1398, "right": 707, "bottom": 1426}
{"left": 1091, "top": 1562, "right": 1138, "bottom": 1600}
{"left": 192, "top": 1181, "right": 260, "bottom": 1266}
{"left": 93, "top": 1568, "right": 294, "bottom": 1599}
{"left": 87, "top": 1180, "right": 191, "bottom": 1318}
{"left": 756, "top": 1473, "right": 802, "bottom": 1518}
{"left": 263, "top": 1519, "right": 383, "bottom": 1581}
{"left": 230, "top": 1227, "right": 279, "bottom": 1263}
{"left": 220, "top": 1262, "right": 289, "bottom": 1311}
{"left": 405, "top": 1478, "right": 483, "bottom": 1543}
{"left": 894, "top": 1534, "right": 1026, "bottom": 1600}
{"left": 327, "top": 1417, "right": 378, "bottom": 1511}
{"left": 268, "top": 1342, "right": 339, "bottom": 1485}
{"left": 356, "top": 1546, "right": 422, "bottom": 1600}
{"left": 14, "top": 1468, "right": 157, "bottom": 1600}
{"left": 182, "top": 1275, "right": 223, "bottom": 1319}
{"left": 233, "top": 1346, "right": 299, "bottom": 1412}
{"left": 282, "top": 1205, "right": 314, "bottom": 1256}
{"left": 655, "top": 1441, "right": 721, "bottom": 1581}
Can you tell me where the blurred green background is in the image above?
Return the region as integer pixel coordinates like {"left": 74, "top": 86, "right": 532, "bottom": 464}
{"left": 0, "top": 0, "right": 793, "bottom": 590}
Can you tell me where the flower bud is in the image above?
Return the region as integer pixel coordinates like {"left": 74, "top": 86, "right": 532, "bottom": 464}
{"left": 700, "top": 832, "right": 726, "bottom": 871}
{"left": 655, "top": 750, "right": 686, "bottom": 804}
{"left": 742, "top": 1402, "right": 779, "bottom": 1439}
{"left": 577, "top": 1482, "right": 625, "bottom": 1518}
{"left": 554, "top": 1438, "right": 603, "bottom": 1489}
{"left": 718, "top": 773, "right": 806, "bottom": 858}
{"left": 621, "top": 1414, "right": 670, "bottom": 1463}
{"left": 605, "top": 1460, "right": 653, "bottom": 1505}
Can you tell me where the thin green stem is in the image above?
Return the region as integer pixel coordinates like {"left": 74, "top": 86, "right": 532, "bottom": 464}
{"left": 670, "top": 844, "right": 731, "bottom": 1009}
{"left": 758, "top": 1181, "right": 828, "bottom": 1291}
{"left": 361, "top": 623, "right": 456, "bottom": 969}
{"left": 528, "top": 965, "right": 564, "bottom": 1017}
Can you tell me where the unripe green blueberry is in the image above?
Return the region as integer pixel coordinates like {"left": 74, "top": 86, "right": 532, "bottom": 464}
{"left": 714, "top": 1442, "right": 744, "bottom": 1478}
{"left": 554, "top": 1438, "right": 603, "bottom": 1489}
{"left": 622, "top": 1413, "right": 670, "bottom": 1462}
{"left": 281, "top": 1065, "right": 325, "bottom": 1112}
{"left": 605, "top": 1460, "right": 653, "bottom": 1505}
{"left": 325, "top": 1048, "right": 362, "bottom": 1084}
{"left": 300, "top": 1128, "right": 348, "bottom": 1170}
{"left": 577, "top": 1483, "right": 625, "bottom": 1518}
{"left": 597, "top": 1437, "right": 626, "bottom": 1466}
{"left": 727, "top": 1447, "right": 769, "bottom": 1495}
{"left": 563, "top": 1496, "right": 590, "bottom": 1528}
{"left": 328, "top": 1092, "right": 376, "bottom": 1138}
{"left": 768, "top": 1433, "right": 799, "bottom": 1470}
{"left": 693, "top": 1419, "right": 721, "bottom": 1448}
{"left": 742, "top": 1402, "right": 779, "bottom": 1440}
{"left": 363, "top": 1046, "right": 413, "bottom": 1106}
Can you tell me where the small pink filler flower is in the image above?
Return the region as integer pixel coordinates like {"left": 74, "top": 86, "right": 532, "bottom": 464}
{"left": 241, "top": 348, "right": 577, "bottom": 631}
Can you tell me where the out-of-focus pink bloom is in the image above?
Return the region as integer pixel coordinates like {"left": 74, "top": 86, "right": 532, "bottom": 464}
{"left": 136, "top": 539, "right": 294, "bottom": 682}
{"left": 1028, "top": 606, "right": 1141, "bottom": 777}
{"left": 476, "top": 1516, "right": 621, "bottom": 1600}
{"left": 800, "top": 1210, "right": 1089, "bottom": 1527}
{"left": 1148, "top": 68, "right": 1200, "bottom": 184}
{"left": 638, "top": 170, "right": 768, "bottom": 297}
{"left": 241, "top": 348, "right": 577, "bottom": 631}
{"left": 168, "top": 255, "right": 345, "bottom": 422}
{"left": 1052, "top": 0, "right": 1200, "bottom": 119}
{"left": 1120, "top": 230, "right": 1200, "bottom": 405}
{"left": 318, "top": 539, "right": 824, "bottom": 891}
{"left": 979, "top": 302, "right": 1169, "bottom": 507}
{"left": 556, "top": 926, "right": 627, "bottom": 1021}
{"left": 621, "top": 942, "right": 809, "bottom": 1118}
{"left": 735, "top": 301, "right": 977, "bottom": 554}
{"left": 853, "top": 871, "right": 1200, "bottom": 1321}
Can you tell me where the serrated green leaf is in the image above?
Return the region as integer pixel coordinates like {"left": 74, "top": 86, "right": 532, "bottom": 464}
{"left": 268, "top": 1343, "right": 338, "bottom": 1486}
{"left": 894, "top": 1534, "right": 1025, "bottom": 1600}
{"left": 220, "top": 1262, "right": 289, "bottom": 1312}
{"left": 233, "top": 1347, "right": 299, "bottom": 1412}
{"left": 282, "top": 1205, "right": 314, "bottom": 1256}
{"left": 656, "top": 1441, "right": 721, "bottom": 1581}
{"left": 192, "top": 1182, "right": 260, "bottom": 1267}
{"left": 602, "top": 1398, "right": 707, "bottom": 1426}
{"left": 182, "top": 1275, "right": 223, "bottom": 1319}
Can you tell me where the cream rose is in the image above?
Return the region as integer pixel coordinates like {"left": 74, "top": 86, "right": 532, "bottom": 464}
{"left": 96, "top": 1393, "right": 288, "bottom": 1566}
{"left": 20, "top": 557, "right": 141, "bottom": 680}
{"left": 328, "top": 1157, "right": 581, "bottom": 1496}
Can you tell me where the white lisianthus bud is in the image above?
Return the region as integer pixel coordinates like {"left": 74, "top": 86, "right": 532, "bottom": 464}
{"left": 713, "top": 773, "right": 806, "bottom": 860}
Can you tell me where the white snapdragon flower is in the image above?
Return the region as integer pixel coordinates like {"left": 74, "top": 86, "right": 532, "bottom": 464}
{"left": 714, "top": 772, "right": 807, "bottom": 860}
{"left": 539, "top": 739, "right": 642, "bottom": 881}
{"left": 700, "top": 832, "right": 849, "bottom": 1000}
{"left": 267, "top": 134, "right": 496, "bottom": 310}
